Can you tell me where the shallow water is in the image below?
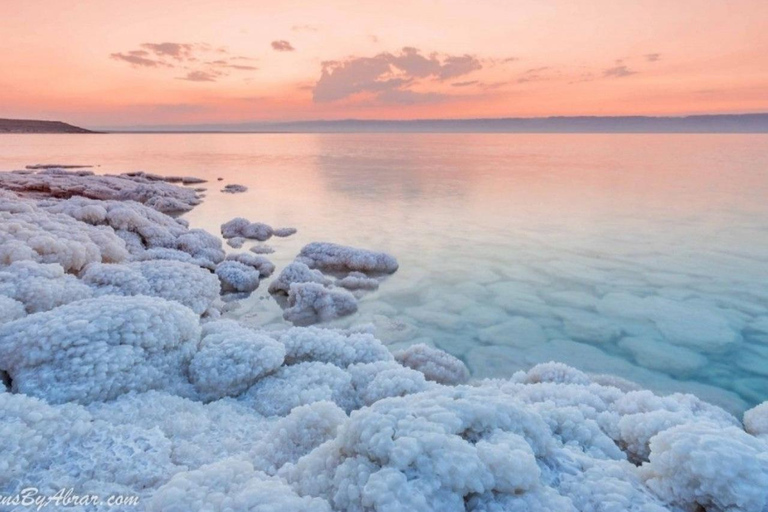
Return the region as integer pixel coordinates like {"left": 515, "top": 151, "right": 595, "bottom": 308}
{"left": 2, "top": 133, "right": 768, "bottom": 412}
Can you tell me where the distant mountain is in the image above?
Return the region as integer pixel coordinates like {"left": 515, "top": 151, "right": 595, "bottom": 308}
{"left": 107, "top": 113, "right": 768, "bottom": 134}
{"left": 0, "top": 118, "right": 96, "bottom": 134}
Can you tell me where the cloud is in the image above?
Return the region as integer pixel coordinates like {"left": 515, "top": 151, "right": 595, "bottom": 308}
{"left": 645, "top": 53, "right": 661, "bottom": 62}
{"left": 111, "top": 42, "right": 257, "bottom": 81}
{"left": 271, "top": 40, "right": 295, "bottom": 52}
{"left": 451, "top": 80, "right": 478, "bottom": 87}
{"left": 177, "top": 71, "right": 220, "bottom": 82}
{"left": 110, "top": 52, "right": 171, "bottom": 68}
{"left": 603, "top": 65, "right": 636, "bottom": 78}
{"left": 313, "top": 47, "right": 482, "bottom": 103}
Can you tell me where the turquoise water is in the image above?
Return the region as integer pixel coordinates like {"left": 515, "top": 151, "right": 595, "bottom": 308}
{"left": 2, "top": 133, "right": 767, "bottom": 412}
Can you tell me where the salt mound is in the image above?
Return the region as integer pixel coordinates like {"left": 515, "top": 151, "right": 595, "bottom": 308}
{"left": 0, "top": 260, "right": 92, "bottom": 313}
{"left": 0, "top": 168, "right": 201, "bottom": 213}
{"left": 215, "top": 260, "right": 261, "bottom": 293}
{"left": 274, "top": 227, "right": 297, "bottom": 237}
{"left": 269, "top": 261, "right": 333, "bottom": 295}
{"left": 81, "top": 260, "right": 220, "bottom": 314}
{"left": 0, "top": 295, "right": 200, "bottom": 404}
{"left": 225, "top": 252, "right": 275, "bottom": 277}
{"left": 221, "top": 217, "right": 273, "bottom": 241}
{"left": 221, "top": 184, "right": 248, "bottom": 194}
{"left": 336, "top": 271, "right": 380, "bottom": 291}
{"left": 297, "top": 242, "right": 399, "bottom": 275}
{"left": 283, "top": 282, "right": 358, "bottom": 326}
{"left": 393, "top": 343, "right": 470, "bottom": 385}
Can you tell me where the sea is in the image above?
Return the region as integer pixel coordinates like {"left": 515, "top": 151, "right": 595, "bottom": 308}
{"left": 2, "top": 132, "right": 767, "bottom": 413}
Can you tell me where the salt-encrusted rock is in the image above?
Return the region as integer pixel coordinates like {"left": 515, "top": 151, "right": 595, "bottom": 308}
{"left": 0, "top": 392, "right": 179, "bottom": 504}
{"left": 0, "top": 296, "right": 200, "bottom": 404}
{"left": 347, "top": 360, "right": 431, "bottom": 406}
{"left": 640, "top": 423, "right": 768, "bottom": 511}
{"left": 251, "top": 401, "right": 347, "bottom": 475}
{"left": 181, "top": 176, "right": 207, "bottom": 185}
{"left": 283, "top": 282, "right": 358, "bottom": 326}
{"left": 221, "top": 184, "right": 248, "bottom": 194}
{"left": 0, "top": 296, "right": 25, "bottom": 324}
{"left": 273, "top": 227, "right": 297, "bottom": 237}
{"left": 221, "top": 217, "right": 273, "bottom": 241}
{"left": 0, "top": 169, "right": 201, "bottom": 213}
{"left": 744, "top": 402, "right": 768, "bottom": 437}
{"left": 43, "top": 197, "right": 224, "bottom": 268}
{"left": 0, "top": 260, "right": 93, "bottom": 313}
{"left": 189, "top": 320, "right": 285, "bottom": 401}
{"left": 215, "top": 260, "right": 260, "bottom": 293}
{"left": 277, "top": 326, "right": 393, "bottom": 367}
{"left": 226, "top": 236, "right": 246, "bottom": 248}
{"left": 81, "top": 260, "right": 221, "bottom": 314}
{"left": 336, "top": 271, "right": 380, "bottom": 291}
{"left": 0, "top": 194, "right": 129, "bottom": 272}
{"left": 250, "top": 244, "right": 275, "bottom": 254}
{"left": 269, "top": 261, "right": 332, "bottom": 295}
{"left": 393, "top": 343, "right": 470, "bottom": 385}
{"left": 297, "top": 242, "right": 399, "bottom": 275}
{"left": 240, "top": 362, "right": 357, "bottom": 416}
{"left": 149, "top": 459, "right": 331, "bottom": 512}
{"left": 225, "top": 252, "right": 275, "bottom": 277}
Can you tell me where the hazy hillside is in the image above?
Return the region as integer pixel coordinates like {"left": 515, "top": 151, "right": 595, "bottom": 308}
{"left": 0, "top": 118, "right": 95, "bottom": 134}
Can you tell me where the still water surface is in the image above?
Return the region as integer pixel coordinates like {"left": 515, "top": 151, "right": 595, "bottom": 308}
{"left": 2, "top": 133, "right": 768, "bottom": 412}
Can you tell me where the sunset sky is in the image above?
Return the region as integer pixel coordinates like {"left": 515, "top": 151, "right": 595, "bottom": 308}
{"left": 2, "top": 0, "right": 768, "bottom": 128}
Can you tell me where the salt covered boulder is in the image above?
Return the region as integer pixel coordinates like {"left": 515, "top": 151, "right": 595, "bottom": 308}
{"left": 0, "top": 260, "right": 93, "bottom": 313}
{"left": 225, "top": 252, "right": 275, "bottom": 277}
{"left": 0, "top": 295, "right": 201, "bottom": 404}
{"left": 268, "top": 261, "right": 332, "bottom": 295}
{"left": 149, "top": 459, "right": 331, "bottom": 512}
{"left": 221, "top": 217, "right": 272, "bottom": 241}
{"left": 277, "top": 326, "right": 393, "bottom": 367}
{"left": 393, "top": 343, "right": 470, "bottom": 385}
{"left": 744, "top": 402, "right": 768, "bottom": 438}
{"left": 336, "top": 271, "right": 380, "bottom": 291}
{"left": 283, "top": 282, "right": 358, "bottom": 326}
{"left": 221, "top": 184, "right": 248, "bottom": 194}
{"left": 215, "top": 260, "right": 260, "bottom": 293}
{"left": 273, "top": 227, "right": 297, "bottom": 237}
{"left": 189, "top": 320, "right": 285, "bottom": 401}
{"left": 640, "top": 423, "right": 768, "bottom": 511}
{"left": 81, "top": 260, "right": 220, "bottom": 314}
{"left": 0, "top": 296, "right": 25, "bottom": 324}
{"left": 297, "top": 242, "right": 399, "bottom": 275}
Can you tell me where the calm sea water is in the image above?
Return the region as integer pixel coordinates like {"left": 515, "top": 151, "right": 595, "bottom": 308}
{"left": 2, "top": 133, "right": 768, "bottom": 413}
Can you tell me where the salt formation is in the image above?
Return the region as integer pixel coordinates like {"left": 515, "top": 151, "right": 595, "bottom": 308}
{"left": 0, "top": 168, "right": 201, "bottom": 213}
{"left": 269, "top": 261, "right": 333, "bottom": 295}
{"left": 221, "top": 216, "right": 275, "bottom": 241}
{"left": 215, "top": 260, "right": 261, "bottom": 293}
{"left": 226, "top": 236, "right": 246, "bottom": 248}
{"left": 221, "top": 183, "right": 248, "bottom": 193}
{"left": 393, "top": 343, "right": 470, "bottom": 384}
{"left": 283, "top": 283, "right": 359, "bottom": 325}
{"left": 274, "top": 227, "right": 298, "bottom": 237}
{"left": 250, "top": 244, "right": 275, "bottom": 254}
{"left": 336, "top": 271, "right": 380, "bottom": 291}
{"left": 297, "top": 242, "right": 399, "bottom": 274}
{"left": 225, "top": 252, "right": 276, "bottom": 277}
{"left": 2, "top": 170, "right": 768, "bottom": 512}
{"left": 0, "top": 296, "right": 200, "bottom": 404}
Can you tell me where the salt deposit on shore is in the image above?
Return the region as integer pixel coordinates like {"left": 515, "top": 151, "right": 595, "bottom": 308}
{"left": 1, "top": 168, "right": 767, "bottom": 511}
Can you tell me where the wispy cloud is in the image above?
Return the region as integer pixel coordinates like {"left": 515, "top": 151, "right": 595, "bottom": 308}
{"left": 451, "top": 80, "right": 478, "bottom": 87}
{"left": 271, "top": 40, "right": 295, "bottom": 52}
{"left": 313, "top": 47, "right": 482, "bottom": 103}
{"left": 645, "top": 53, "right": 661, "bottom": 62}
{"left": 111, "top": 42, "right": 257, "bottom": 82}
{"left": 603, "top": 65, "right": 636, "bottom": 78}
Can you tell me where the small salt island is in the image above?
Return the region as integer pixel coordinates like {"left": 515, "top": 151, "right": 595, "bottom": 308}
{"left": 1, "top": 167, "right": 767, "bottom": 511}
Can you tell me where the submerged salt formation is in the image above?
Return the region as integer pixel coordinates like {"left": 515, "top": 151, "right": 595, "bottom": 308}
{"left": 1, "top": 169, "right": 767, "bottom": 512}
{"left": 222, "top": 183, "right": 248, "bottom": 193}
{"left": 283, "top": 282, "right": 359, "bottom": 326}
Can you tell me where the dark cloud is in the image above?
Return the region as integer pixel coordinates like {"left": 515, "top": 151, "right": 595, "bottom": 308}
{"left": 645, "top": 53, "right": 661, "bottom": 62}
{"left": 111, "top": 42, "right": 257, "bottom": 81}
{"left": 177, "top": 71, "right": 220, "bottom": 82}
{"left": 271, "top": 40, "right": 295, "bottom": 52}
{"left": 313, "top": 47, "right": 482, "bottom": 103}
{"left": 603, "top": 65, "right": 636, "bottom": 78}
{"left": 451, "top": 80, "right": 479, "bottom": 87}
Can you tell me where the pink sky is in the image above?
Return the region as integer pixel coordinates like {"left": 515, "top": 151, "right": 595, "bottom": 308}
{"left": 1, "top": 0, "right": 767, "bottom": 127}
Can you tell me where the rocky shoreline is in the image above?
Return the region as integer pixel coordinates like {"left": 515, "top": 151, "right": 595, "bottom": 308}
{"left": 1, "top": 168, "right": 767, "bottom": 511}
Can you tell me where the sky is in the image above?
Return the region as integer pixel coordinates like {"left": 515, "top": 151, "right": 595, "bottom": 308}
{"left": 1, "top": 0, "right": 768, "bottom": 127}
